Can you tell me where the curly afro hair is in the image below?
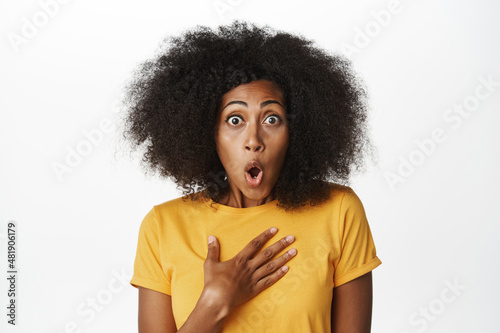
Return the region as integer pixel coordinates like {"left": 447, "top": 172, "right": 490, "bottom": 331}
{"left": 120, "top": 20, "right": 374, "bottom": 212}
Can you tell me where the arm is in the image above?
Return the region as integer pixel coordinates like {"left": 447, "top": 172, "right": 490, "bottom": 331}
{"left": 138, "top": 287, "right": 229, "bottom": 333}
{"left": 331, "top": 271, "right": 373, "bottom": 333}
{"left": 139, "top": 287, "right": 177, "bottom": 332}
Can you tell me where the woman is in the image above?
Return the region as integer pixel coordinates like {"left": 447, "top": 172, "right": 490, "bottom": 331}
{"left": 124, "top": 21, "right": 382, "bottom": 332}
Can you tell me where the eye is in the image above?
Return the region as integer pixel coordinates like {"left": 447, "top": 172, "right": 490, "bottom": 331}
{"left": 225, "top": 115, "right": 243, "bottom": 125}
{"left": 264, "top": 114, "right": 282, "bottom": 125}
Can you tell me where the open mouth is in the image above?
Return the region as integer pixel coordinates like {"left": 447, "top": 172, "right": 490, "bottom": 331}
{"left": 248, "top": 167, "right": 261, "bottom": 178}
{"left": 245, "top": 160, "right": 263, "bottom": 187}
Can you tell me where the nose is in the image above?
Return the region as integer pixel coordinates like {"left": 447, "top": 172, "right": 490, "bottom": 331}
{"left": 245, "top": 122, "right": 264, "bottom": 152}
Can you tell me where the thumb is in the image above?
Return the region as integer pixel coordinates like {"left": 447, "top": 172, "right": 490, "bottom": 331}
{"left": 206, "top": 235, "right": 220, "bottom": 263}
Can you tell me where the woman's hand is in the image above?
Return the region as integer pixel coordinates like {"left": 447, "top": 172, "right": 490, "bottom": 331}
{"left": 201, "top": 227, "right": 297, "bottom": 316}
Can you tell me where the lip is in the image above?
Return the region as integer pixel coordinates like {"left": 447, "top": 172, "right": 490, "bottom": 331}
{"left": 245, "top": 160, "right": 263, "bottom": 173}
{"left": 244, "top": 160, "right": 264, "bottom": 187}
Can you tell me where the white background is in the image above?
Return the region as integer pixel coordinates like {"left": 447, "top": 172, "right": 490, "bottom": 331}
{"left": 1, "top": 0, "right": 499, "bottom": 332}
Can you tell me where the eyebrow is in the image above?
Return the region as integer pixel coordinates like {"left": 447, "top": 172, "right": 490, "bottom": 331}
{"left": 221, "top": 100, "right": 285, "bottom": 111}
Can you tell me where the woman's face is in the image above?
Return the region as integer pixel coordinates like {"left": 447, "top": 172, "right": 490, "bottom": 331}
{"left": 215, "top": 80, "right": 289, "bottom": 208}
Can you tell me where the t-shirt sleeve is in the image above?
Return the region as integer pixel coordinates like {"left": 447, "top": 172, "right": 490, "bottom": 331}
{"left": 130, "top": 206, "right": 172, "bottom": 295}
{"left": 333, "top": 187, "right": 382, "bottom": 288}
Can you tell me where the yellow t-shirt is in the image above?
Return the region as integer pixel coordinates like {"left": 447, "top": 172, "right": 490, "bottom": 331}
{"left": 130, "top": 183, "right": 382, "bottom": 332}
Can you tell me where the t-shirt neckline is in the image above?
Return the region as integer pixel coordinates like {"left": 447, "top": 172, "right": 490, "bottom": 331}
{"left": 205, "top": 197, "right": 278, "bottom": 214}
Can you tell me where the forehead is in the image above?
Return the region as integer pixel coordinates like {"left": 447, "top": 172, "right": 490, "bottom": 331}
{"left": 219, "top": 80, "right": 285, "bottom": 106}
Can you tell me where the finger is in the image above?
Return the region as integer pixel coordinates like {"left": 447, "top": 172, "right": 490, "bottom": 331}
{"left": 253, "top": 264, "right": 290, "bottom": 294}
{"left": 205, "top": 235, "right": 220, "bottom": 263}
{"left": 253, "top": 247, "right": 297, "bottom": 282}
{"left": 237, "top": 227, "right": 278, "bottom": 260}
{"left": 250, "top": 235, "right": 295, "bottom": 269}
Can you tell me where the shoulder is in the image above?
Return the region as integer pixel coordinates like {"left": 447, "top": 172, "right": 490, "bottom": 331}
{"left": 320, "top": 182, "right": 358, "bottom": 205}
{"left": 310, "top": 182, "right": 366, "bottom": 217}
{"left": 325, "top": 182, "right": 352, "bottom": 195}
{"left": 154, "top": 191, "right": 208, "bottom": 212}
{"left": 148, "top": 191, "right": 213, "bottom": 227}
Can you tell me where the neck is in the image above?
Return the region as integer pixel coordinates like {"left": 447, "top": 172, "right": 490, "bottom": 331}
{"left": 220, "top": 188, "right": 275, "bottom": 208}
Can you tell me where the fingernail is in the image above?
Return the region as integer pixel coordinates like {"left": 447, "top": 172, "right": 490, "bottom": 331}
{"left": 288, "top": 248, "right": 297, "bottom": 256}
{"left": 282, "top": 265, "right": 289, "bottom": 272}
{"left": 208, "top": 235, "right": 215, "bottom": 244}
{"left": 270, "top": 227, "right": 278, "bottom": 234}
{"left": 286, "top": 235, "right": 294, "bottom": 243}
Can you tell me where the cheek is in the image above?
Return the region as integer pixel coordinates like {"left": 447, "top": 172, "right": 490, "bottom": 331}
{"left": 283, "top": 130, "right": 290, "bottom": 146}
{"left": 215, "top": 135, "right": 234, "bottom": 154}
{"left": 271, "top": 128, "right": 290, "bottom": 150}
{"left": 277, "top": 136, "right": 290, "bottom": 165}
{"left": 215, "top": 135, "right": 236, "bottom": 166}
{"left": 215, "top": 127, "right": 227, "bottom": 150}
{"left": 217, "top": 126, "right": 243, "bottom": 148}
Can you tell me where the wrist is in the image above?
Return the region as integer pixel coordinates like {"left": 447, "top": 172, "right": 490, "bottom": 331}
{"left": 198, "top": 287, "right": 231, "bottom": 322}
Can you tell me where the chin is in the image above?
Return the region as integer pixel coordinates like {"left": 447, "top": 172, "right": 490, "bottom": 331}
{"left": 243, "top": 185, "right": 273, "bottom": 200}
